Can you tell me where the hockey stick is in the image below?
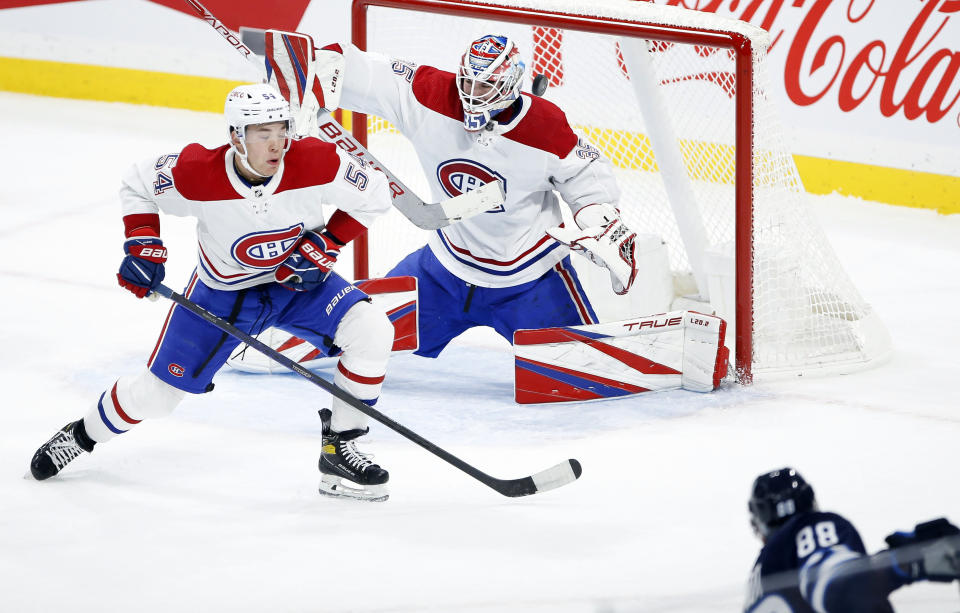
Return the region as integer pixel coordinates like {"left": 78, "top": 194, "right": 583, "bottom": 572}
{"left": 153, "top": 283, "right": 582, "bottom": 498}
{"left": 182, "top": 0, "right": 504, "bottom": 231}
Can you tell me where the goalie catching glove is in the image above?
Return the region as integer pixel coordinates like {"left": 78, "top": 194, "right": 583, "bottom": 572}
{"left": 547, "top": 203, "right": 638, "bottom": 295}
{"left": 264, "top": 30, "right": 344, "bottom": 138}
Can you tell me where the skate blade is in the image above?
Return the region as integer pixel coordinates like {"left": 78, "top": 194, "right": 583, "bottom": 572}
{"left": 319, "top": 475, "right": 389, "bottom": 502}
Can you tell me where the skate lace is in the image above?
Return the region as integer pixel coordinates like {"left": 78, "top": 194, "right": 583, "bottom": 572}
{"left": 47, "top": 433, "right": 83, "bottom": 469}
{"left": 340, "top": 440, "right": 376, "bottom": 471}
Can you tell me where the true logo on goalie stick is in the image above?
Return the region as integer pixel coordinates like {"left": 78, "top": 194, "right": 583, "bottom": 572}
{"left": 231, "top": 224, "right": 304, "bottom": 269}
{"left": 436, "top": 159, "right": 506, "bottom": 212}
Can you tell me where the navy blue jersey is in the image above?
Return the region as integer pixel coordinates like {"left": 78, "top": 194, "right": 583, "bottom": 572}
{"left": 745, "top": 511, "right": 877, "bottom": 613}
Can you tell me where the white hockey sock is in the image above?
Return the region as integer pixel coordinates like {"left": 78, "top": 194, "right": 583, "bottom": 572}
{"left": 82, "top": 369, "right": 185, "bottom": 443}
{"left": 330, "top": 301, "right": 392, "bottom": 432}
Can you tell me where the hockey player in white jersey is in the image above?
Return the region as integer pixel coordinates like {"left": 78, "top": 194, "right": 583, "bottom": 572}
{"left": 270, "top": 34, "right": 640, "bottom": 359}
{"left": 29, "top": 84, "right": 397, "bottom": 501}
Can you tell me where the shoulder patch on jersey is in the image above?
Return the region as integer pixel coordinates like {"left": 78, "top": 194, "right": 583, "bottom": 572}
{"left": 411, "top": 66, "right": 463, "bottom": 122}
{"left": 275, "top": 138, "right": 341, "bottom": 193}
{"left": 504, "top": 95, "right": 579, "bottom": 158}
{"left": 171, "top": 143, "right": 235, "bottom": 201}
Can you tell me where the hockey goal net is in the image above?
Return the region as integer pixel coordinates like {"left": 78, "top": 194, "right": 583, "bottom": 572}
{"left": 347, "top": 0, "right": 891, "bottom": 382}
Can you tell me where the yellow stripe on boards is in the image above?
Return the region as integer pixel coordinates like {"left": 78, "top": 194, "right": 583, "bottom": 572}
{"left": 576, "top": 127, "right": 959, "bottom": 215}
{"left": 794, "top": 155, "right": 960, "bottom": 216}
{"left": 0, "top": 56, "right": 244, "bottom": 112}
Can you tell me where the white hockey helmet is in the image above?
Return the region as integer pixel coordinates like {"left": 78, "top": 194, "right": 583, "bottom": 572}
{"left": 456, "top": 34, "right": 525, "bottom": 132}
{"left": 225, "top": 84, "right": 292, "bottom": 176}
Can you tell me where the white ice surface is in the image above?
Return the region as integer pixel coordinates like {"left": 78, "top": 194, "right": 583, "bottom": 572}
{"left": 1, "top": 92, "right": 959, "bottom": 612}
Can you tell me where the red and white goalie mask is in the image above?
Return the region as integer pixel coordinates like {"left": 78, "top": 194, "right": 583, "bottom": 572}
{"left": 456, "top": 34, "right": 525, "bottom": 132}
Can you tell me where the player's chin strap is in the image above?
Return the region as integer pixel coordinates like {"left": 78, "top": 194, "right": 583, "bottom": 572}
{"left": 232, "top": 144, "right": 269, "bottom": 179}
{"left": 230, "top": 127, "right": 290, "bottom": 180}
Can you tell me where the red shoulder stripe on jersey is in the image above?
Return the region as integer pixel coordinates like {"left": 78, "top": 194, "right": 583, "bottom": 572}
{"left": 504, "top": 95, "right": 579, "bottom": 158}
{"left": 411, "top": 66, "right": 463, "bottom": 122}
{"left": 323, "top": 209, "right": 366, "bottom": 245}
{"left": 275, "top": 138, "right": 342, "bottom": 193}
{"left": 171, "top": 143, "right": 237, "bottom": 201}
{"left": 123, "top": 213, "right": 160, "bottom": 238}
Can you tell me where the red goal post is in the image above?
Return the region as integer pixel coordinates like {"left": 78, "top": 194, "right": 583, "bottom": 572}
{"left": 347, "top": 0, "right": 891, "bottom": 383}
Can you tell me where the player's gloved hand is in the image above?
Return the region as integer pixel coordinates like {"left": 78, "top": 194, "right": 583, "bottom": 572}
{"left": 274, "top": 230, "right": 341, "bottom": 291}
{"left": 885, "top": 518, "right": 960, "bottom": 582}
{"left": 117, "top": 237, "right": 167, "bottom": 299}
{"left": 547, "top": 203, "right": 638, "bottom": 295}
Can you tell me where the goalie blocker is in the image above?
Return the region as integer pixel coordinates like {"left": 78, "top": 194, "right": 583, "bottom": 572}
{"left": 513, "top": 310, "right": 729, "bottom": 404}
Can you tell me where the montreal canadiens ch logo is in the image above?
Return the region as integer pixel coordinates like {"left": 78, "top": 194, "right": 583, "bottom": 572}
{"left": 231, "top": 224, "right": 304, "bottom": 269}
{"left": 436, "top": 159, "right": 506, "bottom": 212}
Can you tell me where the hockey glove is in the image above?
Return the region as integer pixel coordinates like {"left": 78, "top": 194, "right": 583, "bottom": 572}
{"left": 885, "top": 518, "right": 960, "bottom": 582}
{"left": 275, "top": 230, "right": 341, "bottom": 292}
{"left": 547, "top": 203, "right": 638, "bottom": 295}
{"left": 265, "top": 30, "right": 344, "bottom": 138}
{"left": 117, "top": 237, "right": 167, "bottom": 299}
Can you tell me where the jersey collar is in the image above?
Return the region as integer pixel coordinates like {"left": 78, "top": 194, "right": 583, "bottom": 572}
{"left": 224, "top": 149, "right": 283, "bottom": 201}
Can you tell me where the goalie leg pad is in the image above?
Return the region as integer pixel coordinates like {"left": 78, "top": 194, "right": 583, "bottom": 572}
{"left": 681, "top": 312, "right": 729, "bottom": 392}
{"left": 82, "top": 369, "right": 185, "bottom": 443}
{"left": 513, "top": 310, "right": 728, "bottom": 404}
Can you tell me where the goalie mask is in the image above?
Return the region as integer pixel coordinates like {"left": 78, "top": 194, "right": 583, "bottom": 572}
{"left": 457, "top": 34, "right": 525, "bottom": 132}
{"left": 225, "top": 84, "right": 293, "bottom": 177}
{"left": 748, "top": 467, "right": 817, "bottom": 540}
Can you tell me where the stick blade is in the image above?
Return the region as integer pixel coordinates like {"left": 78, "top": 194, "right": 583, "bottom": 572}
{"left": 532, "top": 458, "right": 582, "bottom": 493}
{"left": 494, "top": 459, "right": 582, "bottom": 498}
{"left": 440, "top": 180, "right": 505, "bottom": 223}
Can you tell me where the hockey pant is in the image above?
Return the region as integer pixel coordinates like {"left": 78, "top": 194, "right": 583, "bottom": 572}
{"left": 83, "top": 271, "right": 393, "bottom": 443}
{"left": 387, "top": 246, "right": 598, "bottom": 358}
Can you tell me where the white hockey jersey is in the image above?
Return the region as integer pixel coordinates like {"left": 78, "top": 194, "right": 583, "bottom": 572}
{"left": 340, "top": 45, "right": 621, "bottom": 288}
{"left": 120, "top": 138, "right": 391, "bottom": 291}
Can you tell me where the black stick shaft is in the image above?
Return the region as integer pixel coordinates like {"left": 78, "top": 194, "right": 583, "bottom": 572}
{"left": 154, "top": 284, "right": 561, "bottom": 497}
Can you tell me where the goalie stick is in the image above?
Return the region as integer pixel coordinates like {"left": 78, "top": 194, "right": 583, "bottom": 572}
{"left": 153, "top": 284, "right": 582, "bottom": 498}
{"left": 182, "top": 0, "right": 504, "bottom": 231}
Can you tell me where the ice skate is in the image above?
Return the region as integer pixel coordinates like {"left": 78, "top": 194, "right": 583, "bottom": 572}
{"left": 28, "top": 420, "right": 95, "bottom": 481}
{"left": 317, "top": 409, "right": 389, "bottom": 502}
